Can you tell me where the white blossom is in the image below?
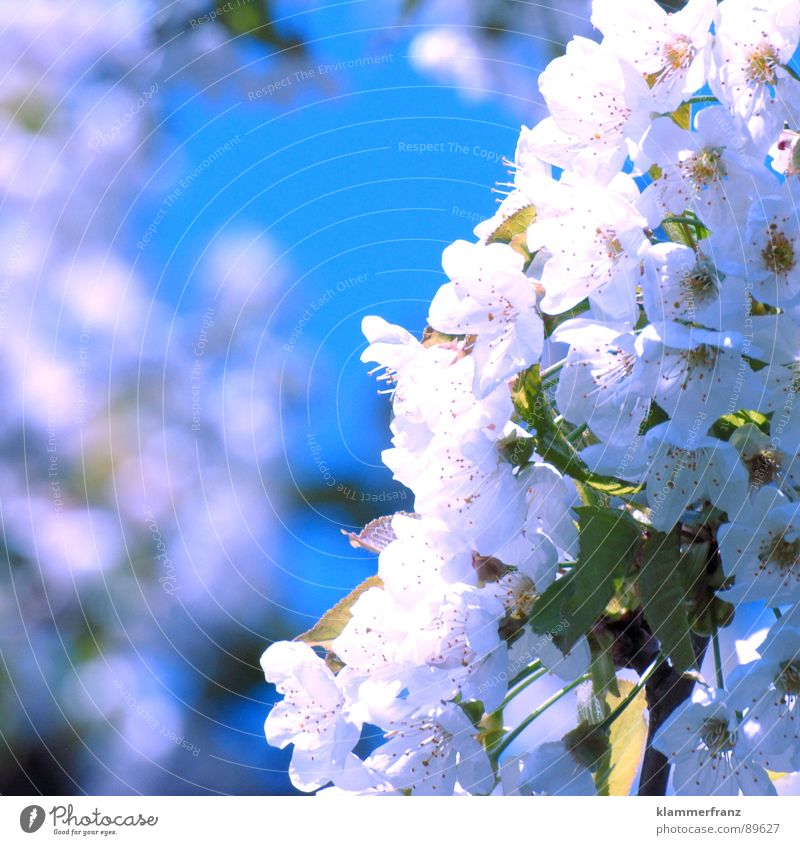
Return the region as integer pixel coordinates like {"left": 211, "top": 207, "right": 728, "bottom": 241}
{"left": 633, "top": 322, "right": 755, "bottom": 435}
{"left": 729, "top": 624, "right": 800, "bottom": 773}
{"left": 593, "top": 0, "right": 716, "bottom": 110}
{"left": 535, "top": 37, "right": 654, "bottom": 183}
{"left": 644, "top": 423, "right": 747, "bottom": 530}
{"left": 262, "top": 0, "right": 800, "bottom": 798}
{"left": 653, "top": 688, "right": 776, "bottom": 795}
{"left": 501, "top": 740, "right": 595, "bottom": 795}
{"left": 553, "top": 318, "right": 649, "bottom": 446}
{"left": 428, "top": 240, "right": 544, "bottom": 397}
{"left": 363, "top": 701, "right": 494, "bottom": 795}
{"left": 718, "top": 487, "right": 800, "bottom": 605}
{"left": 712, "top": 0, "right": 800, "bottom": 145}
{"left": 528, "top": 174, "right": 650, "bottom": 321}
{"left": 261, "top": 642, "right": 364, "bottom": 792}
{"left": 638, "top": 107, "right": 766, "bottom": 226}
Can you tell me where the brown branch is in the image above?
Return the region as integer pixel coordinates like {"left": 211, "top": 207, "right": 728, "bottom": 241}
{"left": 638, "top": 633, "right": 709, "bottom": 795}
{"left": 595, "top": 611, "right": 708, "bottom": 796}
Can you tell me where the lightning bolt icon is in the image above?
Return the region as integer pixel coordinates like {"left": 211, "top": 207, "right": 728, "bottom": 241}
{"left": 28, "top": 808, "right": 39, "bottom": 830}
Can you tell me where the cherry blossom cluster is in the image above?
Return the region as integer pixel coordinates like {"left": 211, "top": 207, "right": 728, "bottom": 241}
{"left": 262, "top": 0, "right": 800, "bottom": 796}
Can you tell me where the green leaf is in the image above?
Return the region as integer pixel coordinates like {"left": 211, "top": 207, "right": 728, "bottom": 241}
{"left": 639, "top": 401, "right": 670, "bottom": 434}
{"left": 512, "top": 366, "right": 581, "bottom": 477}
{"left": 563, "top": 722, "right": 611, "bottom": 775}
{"left": 543, "top": 301, "right": 591, "bottom": 338}
{"left": 670, "top": 101, "right": 692, "bottom": 130}
{"left": 710, "top": 409, "right": 770, "bottom": 440}
{"left": 583, "top": 476, "right": 643, "bottom": 497}
{"left": 294, "top": 575, "right": 383, "bottom": 649}
{"left": 590, "top": 628, "right": 620, "bottom": 699}
{"left": 213, "top": 1, "right": 304, "bottom": 52}
{"left": 530, "top": 507, "right": 642, "bottom": 650}
{"left": 662, "top": 219, "right": 690, "bottom": 246}
{"left": 477, "top": 708, "right": 505, "bottom": 759}
{"left": 606, "top": 680, "right": 648, "bottom": 796}
{"left": 511, "top": 366, "right": 645, "bottom": 498}
{"left": 422, "top": 326, "right": 459, "bottom": 348}
{"left": 486, "top": 204, "right": 537, "bottom": 246}
{"left": 661, "top": 213, "right": 710, "bottom": 248}
{"left": 325, "top": 652, "right": 346, "bottom": 674}
{"left": 508, "top": 231, "right": 534, "bottom": 264}
{"left": 638, "top": 531, "right": 697, "bottom": 672}
{"left": 559, "top": 507, "right": 641, "bottom": 646}
{"left": 583, "top": 628, "right": 622, "bottom": 731}
{"left": 525, "top": 574, "right": 575, "bottom": 641}
{"left": 594, "top": 745, "right": 613, "bottom": 797}
{"left": 486, "top": 205, "right": 537, "bottom": 268}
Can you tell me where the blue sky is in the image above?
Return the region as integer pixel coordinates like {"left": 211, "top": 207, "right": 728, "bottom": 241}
{"left": 111, "top": 10, "right": 554, "bottom": 793}
{"left": 126, "top": 16, "right": 549, "bottom": 624}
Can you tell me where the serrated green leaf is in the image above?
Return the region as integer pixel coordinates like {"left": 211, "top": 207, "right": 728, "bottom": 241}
{"left": 606, "top": 680, "right": 648, "bottom": 796}
{"left": 530, "top": 507, "right": 642, "bottom": 650}
{"left": 486, "top": 204, "right": 537, "bottom": 246}
{"left": 527, "top": 574, "right": 574, "bottom": 640}
{"left": 294, "top": 575, "right": 383, "bottom": 649}
{"left": 639, "top": 531, "right": 696, "bottom": 672}
{"left": 512, "top": 366, "right": 581, "bottom": 476}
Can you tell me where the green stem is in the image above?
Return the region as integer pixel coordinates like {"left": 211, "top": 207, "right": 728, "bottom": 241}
{"left": 507, "top": 659, "right": 543, "bottom": 689}
{"left": 491, "top": 673, "right": 590, "bottom": 761}
{"left": 712, "top": 626, "right": 725, "bottom": 690}
{"left": 661, "top": 216, "right": 702, "bottom": 248}
{"left": 497, "top": 667, "right": 548, "bottom": 711}
{"left": 540, "top": 358, "right": 566, "bottom": 380}
{"left": 782, "top": 63, "right": 800, "bottom": 83}
{"left": 773, "top": 606, "right": 783, "bottom": 620}
{"left": 683, "top": 95, "right": 718, "bottom": 105}
{"left": 600, "top": 658, "right": 661, "bottom": 731}
{"left": 567, "top": 423, "right": 588, "bottom": 444}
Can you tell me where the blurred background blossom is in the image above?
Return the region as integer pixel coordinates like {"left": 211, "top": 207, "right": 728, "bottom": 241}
{"left": 7, "top": 0, "right": 775, "bottom": 798}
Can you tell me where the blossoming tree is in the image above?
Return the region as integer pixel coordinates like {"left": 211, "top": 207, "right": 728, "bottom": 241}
{"left": 261, "top": 0, "right": 800, "bottom": 796}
